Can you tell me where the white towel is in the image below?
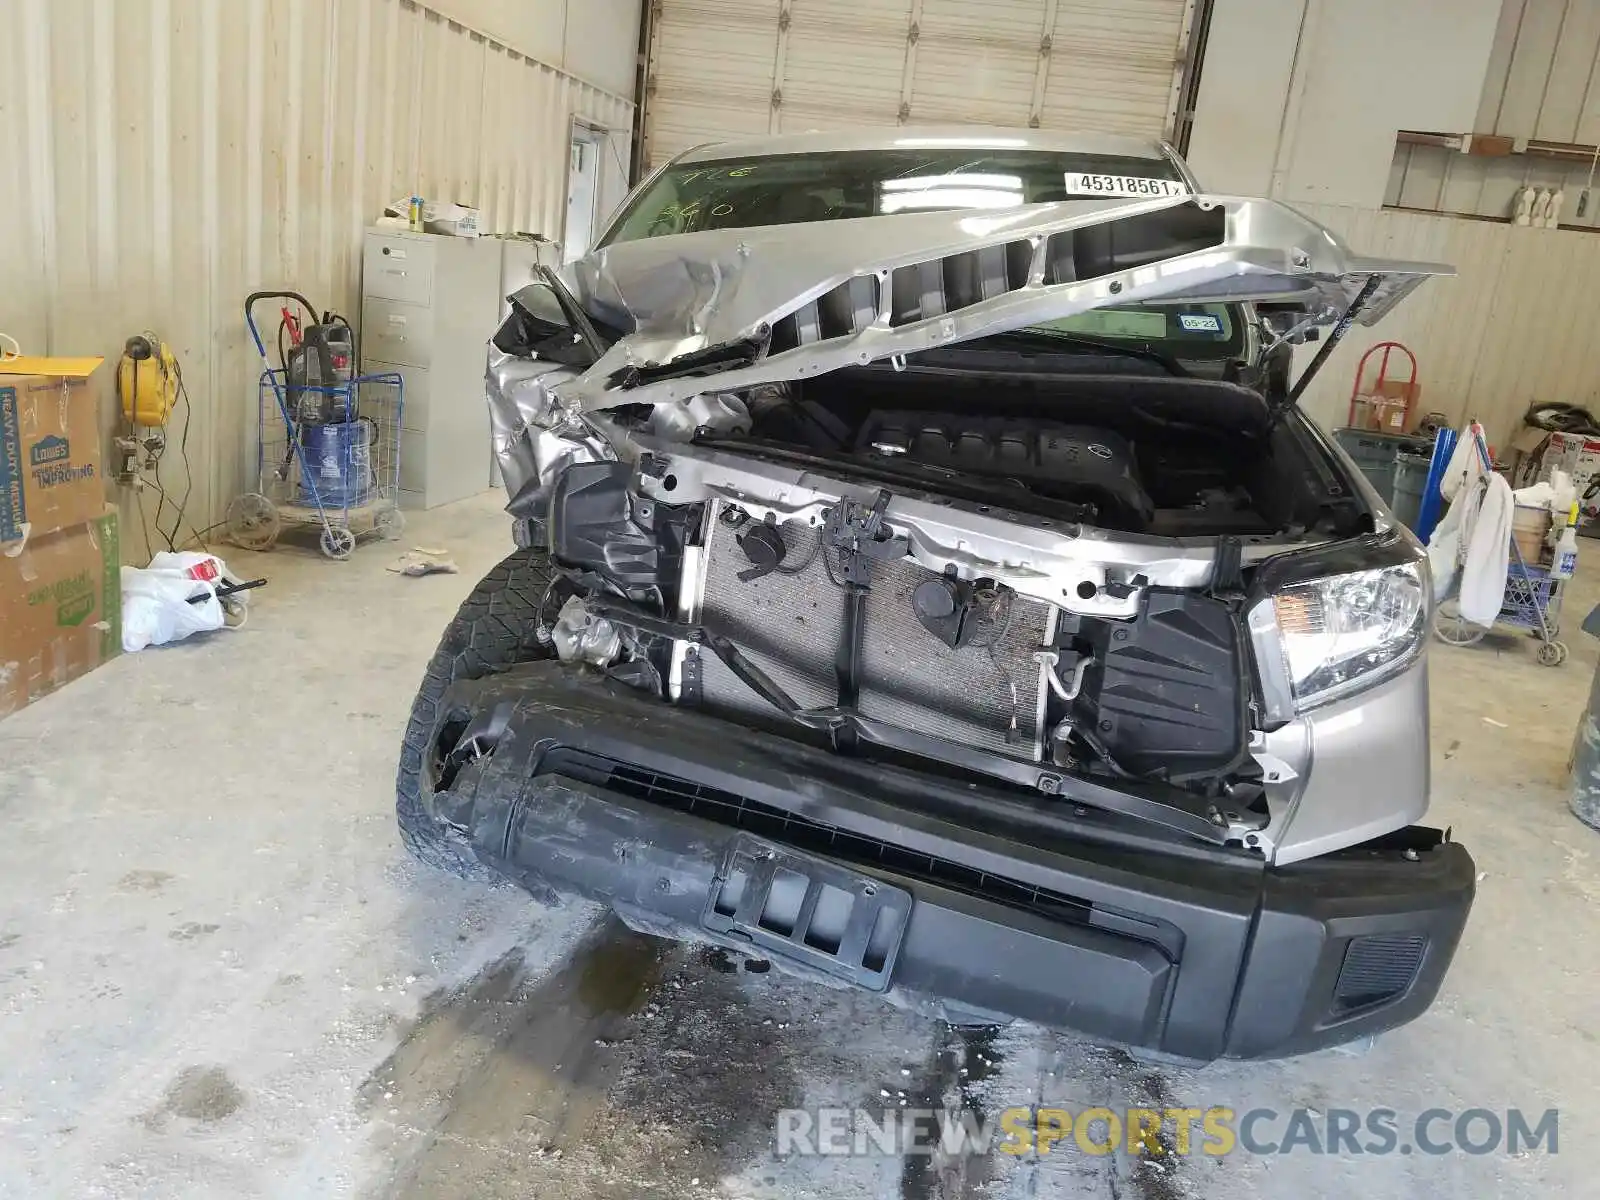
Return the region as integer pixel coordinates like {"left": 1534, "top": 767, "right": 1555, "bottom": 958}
{"left": 1427, "top": 426, "right": 1514, "bottom": 625}
{"left": 1457, "top": 473, "right": 1514, "bottom": 625}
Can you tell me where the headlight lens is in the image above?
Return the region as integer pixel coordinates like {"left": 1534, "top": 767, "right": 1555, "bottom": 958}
{"left": 1263, "top": 563, "right": 1427, "bottom": 711}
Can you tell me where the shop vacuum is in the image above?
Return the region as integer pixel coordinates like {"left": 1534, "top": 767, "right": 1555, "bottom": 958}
{"left": 265, "top": 292, "right": 375, "bottom": 509}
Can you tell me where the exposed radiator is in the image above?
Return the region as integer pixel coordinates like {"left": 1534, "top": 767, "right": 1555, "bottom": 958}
{"left": 690, "top": 510, "right": 1052, "bottom": 759}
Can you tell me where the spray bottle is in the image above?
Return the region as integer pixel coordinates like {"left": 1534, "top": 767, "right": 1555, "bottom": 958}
{"left": 1552, "top": 502, "right": 1580, "bottom": 580}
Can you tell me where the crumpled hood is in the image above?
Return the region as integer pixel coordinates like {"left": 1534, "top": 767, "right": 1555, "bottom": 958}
{"left": 550, "top": 194, "right": 1451, "bottom": 413}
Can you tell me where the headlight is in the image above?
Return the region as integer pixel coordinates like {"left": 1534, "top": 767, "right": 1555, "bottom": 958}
{"left": 1250, "top": 562, "right": 1427, "bottom": 718}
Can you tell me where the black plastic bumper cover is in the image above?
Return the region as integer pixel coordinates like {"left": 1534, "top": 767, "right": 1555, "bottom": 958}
{"left": 429, "top": 664, "right": 1474, "bottom": 1062}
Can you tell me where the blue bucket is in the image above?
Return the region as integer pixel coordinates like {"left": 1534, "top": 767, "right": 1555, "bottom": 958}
{"left": 297, "top": 418, "right": 375, "bottom": 508}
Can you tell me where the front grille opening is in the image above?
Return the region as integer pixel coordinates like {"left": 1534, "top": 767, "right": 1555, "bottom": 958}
{"left": 1334, "top": 933, "right": 1426, "bottom": 1013}
{"left": 538, "top": 747, "right": 1137, "bottom": 937}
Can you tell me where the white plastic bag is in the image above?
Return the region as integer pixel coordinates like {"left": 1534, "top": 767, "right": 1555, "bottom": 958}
{"left": 121, "top": 551, "right": 246, "bottom": 652}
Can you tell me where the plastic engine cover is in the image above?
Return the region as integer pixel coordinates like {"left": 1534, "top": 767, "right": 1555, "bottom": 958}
{"left": 854, "top": 413, "right": 1154, "bottom": 528}
{"left": 1072, "top": 588, "right": 1244, "bottom": 781}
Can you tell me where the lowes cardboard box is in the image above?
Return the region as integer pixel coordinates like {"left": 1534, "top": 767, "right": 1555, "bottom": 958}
{"left": 0, "top": 506, "right": 121, "bottom": 719}
{"left": 0, "top": 357, "right": 106, "bottom": 551}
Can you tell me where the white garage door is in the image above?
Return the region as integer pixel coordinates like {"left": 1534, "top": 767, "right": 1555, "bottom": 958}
{"left": 642, "top": 0, "right": 1198, "bottom": 170}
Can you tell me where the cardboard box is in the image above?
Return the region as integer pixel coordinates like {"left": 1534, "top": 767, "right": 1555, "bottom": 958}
{"left": 0, "top": 357, "right": 106, "bottom": 550}
{"left": 0, "top": 506, "right": 121, "bottom": 719}
{"left": 422, "top": 200, "right": 480, "bottom": 237}
{"left": 1371, "top": 399, "right": 1411, "bottom": 434}
{"left": 1353, "top": 378, "right": 1423, "bottom": 433}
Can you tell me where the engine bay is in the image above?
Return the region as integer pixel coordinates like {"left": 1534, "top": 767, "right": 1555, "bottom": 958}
{"left": 496, "top": 362, "right": 1358, "bottom": 843}
{"left": 718, "top": 364, "right": 1348, "bottom": 538}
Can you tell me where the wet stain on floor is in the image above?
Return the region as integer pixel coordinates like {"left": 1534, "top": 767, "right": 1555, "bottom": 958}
{"left": 1104, "top": 1048, "right": 1186, "bottom": 1200}
{"left": 359, "top": 914, "right": 1230, "bottom": 1199}
{"left": 604, "top": 943, "right": 806, "bottom": 1176}
{"left": 364, "top": 918, "right": 807, "bottom": 1200}
{"left": 898, "top": 1026, "right": 1003, "bottom": 1200}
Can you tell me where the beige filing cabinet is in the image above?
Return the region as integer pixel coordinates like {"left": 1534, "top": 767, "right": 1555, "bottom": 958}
{"left": 361, "top": 229, "right": 502, "bottom": 509}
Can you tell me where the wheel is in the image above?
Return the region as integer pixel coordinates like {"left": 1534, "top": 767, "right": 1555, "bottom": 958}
{"left": 1432, "top": 599, "right": 1487, "bottom": 646}
{"left": 375, "top": 505, "right": 406, "bottom": 541}
{"left": 1529, "top": 617, "right": 1560, "bottom": 638}
{"left": 395, "top": 549, "right": 560, "bottom": 879}
{"left": 226, "top": 492, "right": 280, "bottom": 551}
{"left": 319, "top": 525, "right": 356, "bottom": 560}
{"left": 1538, "top": 640, "right": 1569, "bottom": 667}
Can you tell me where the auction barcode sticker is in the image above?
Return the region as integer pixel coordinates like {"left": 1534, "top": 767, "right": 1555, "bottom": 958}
{"left": 1063, "top": 174, "right": 1189, "bottom": 199}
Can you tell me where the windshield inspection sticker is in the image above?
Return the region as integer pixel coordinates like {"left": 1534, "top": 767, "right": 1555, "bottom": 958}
{"left": 1179, "top": 313, "right": 1223, "bottom": 333}
{"left": 1063, "top": 173, "right": 1189, "bottom": 199}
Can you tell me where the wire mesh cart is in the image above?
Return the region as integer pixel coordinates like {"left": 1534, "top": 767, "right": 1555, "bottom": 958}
{"left": 229, "top": 292, "right": 405, "bottom": 560}
{"left": 1432, "top": 425, "right": 1568, "bottom": 666}
{"left": 1434, "top": 562, "right": 1566, "bottom": 665}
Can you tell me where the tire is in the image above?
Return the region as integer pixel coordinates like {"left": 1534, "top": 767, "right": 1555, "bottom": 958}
{"left": 395, "top": 548, "right": 558, "bottom": 879}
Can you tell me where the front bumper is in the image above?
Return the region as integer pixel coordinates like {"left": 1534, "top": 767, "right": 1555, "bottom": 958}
{"left": 428, "top": 663, "right": 1474, "bottom": 1062}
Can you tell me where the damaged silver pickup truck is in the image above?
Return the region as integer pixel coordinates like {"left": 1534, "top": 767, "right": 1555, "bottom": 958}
{"left": 396, "top": 129, "right": 1475, "bottom": 1061}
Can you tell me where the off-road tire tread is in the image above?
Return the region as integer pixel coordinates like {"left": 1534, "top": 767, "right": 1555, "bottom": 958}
{"left": 395, "top": 549, "right": 556, "bottom": 878}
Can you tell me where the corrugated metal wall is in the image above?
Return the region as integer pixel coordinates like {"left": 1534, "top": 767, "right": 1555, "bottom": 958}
{"left": 1384, "top": 0, "right": 1600, "bottom": 222}
{"left": 1385, "top": 139, "right": 1600, "bottom": 226}
{"left": 1291, "top": 203, "right": 1600, "bottom": 446}
{"left": 1475, "top": 0, "right": 1600, "bottom": 142}
{"left": 0, "top": 0, "right": 634, "bottom": 559}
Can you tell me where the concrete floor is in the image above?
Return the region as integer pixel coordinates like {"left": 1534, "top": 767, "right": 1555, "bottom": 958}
{"left": 0, "top": 491, "right": 1595, "bottom": 1199}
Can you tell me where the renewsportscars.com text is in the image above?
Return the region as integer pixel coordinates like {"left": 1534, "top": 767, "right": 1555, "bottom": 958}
{"left": 775, "top": 1106, "right": 1559, "bottom": 1158}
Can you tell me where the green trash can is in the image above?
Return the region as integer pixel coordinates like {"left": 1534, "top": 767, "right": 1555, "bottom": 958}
{"left": 1391, "top": 450, "right": 1432, "bottom": 532}
{"left": 1333, "top": 428, "right": 1432, "bottom": 519}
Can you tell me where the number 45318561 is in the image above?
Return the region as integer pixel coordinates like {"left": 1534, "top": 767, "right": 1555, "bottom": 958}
{"left": 1062, "top": 173, "right": 1187, "bottom": 199}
